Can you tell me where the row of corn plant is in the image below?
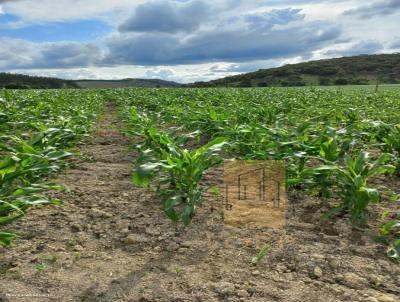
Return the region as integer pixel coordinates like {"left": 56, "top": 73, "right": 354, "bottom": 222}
{"left": 114, "top": 87, "right": 399, "bottom": 260}
{"left": 0, "top": 89, "right": 105, "bottom": 246}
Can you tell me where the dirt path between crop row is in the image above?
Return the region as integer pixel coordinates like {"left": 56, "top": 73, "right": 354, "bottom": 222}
{"left": 0, "top": 104, "right": 399, "bottom": 302}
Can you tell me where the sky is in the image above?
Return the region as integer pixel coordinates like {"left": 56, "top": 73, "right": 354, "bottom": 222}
{"left": 0, "top": 0, "right": 399, "bottom": 83}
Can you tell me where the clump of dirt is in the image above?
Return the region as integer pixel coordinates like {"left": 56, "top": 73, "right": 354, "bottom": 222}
{"left": 0, "top": 105, "right": 399, "bottom": 302}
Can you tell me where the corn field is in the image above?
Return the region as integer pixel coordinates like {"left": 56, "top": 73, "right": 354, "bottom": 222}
{"left": 1, "top": 87, "right": 399, "bottom": 261}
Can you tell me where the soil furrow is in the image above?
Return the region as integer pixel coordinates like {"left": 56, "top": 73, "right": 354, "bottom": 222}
{"left": 0, "top": 105, "right": 398, "bottom": 302}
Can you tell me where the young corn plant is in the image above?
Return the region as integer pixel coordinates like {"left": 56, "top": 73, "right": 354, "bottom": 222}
{"left": 286, "top": 136, "right": 341, "bottom": 195}
{"left": 379, "top": 212, "right": 400, "bottom": 261}
{"left": 314, "top": 152, "right": 395, "bottom": 226}
{"left": 381, "top": 125, "right": 400, "bottom": 175}
{"left": 0, "top": 137, "right": 65, "bottom": 246}
{"left": 312, "top": 136, "right": 342, "bottom": 197}
{"left": 251, "top": 244, "right": 271, "bottom": 265}
{"left": 133, "top": 127, "right": 226, "bottom": 225}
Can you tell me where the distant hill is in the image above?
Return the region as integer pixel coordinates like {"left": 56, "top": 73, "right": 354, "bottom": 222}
{"left": 0, "top": 73, "right": 181, "bottom": 89}
{"left": 0, "top": 72, "right": 78, "bottom": 89}
{"left": 4, "top": 53, "right": 400, "bottom": 89}
{"left": 189, "top": 53, "right": 400, "bottom": 87}
{"left": 75, "top": 78, "right": 180, "bottom": 88}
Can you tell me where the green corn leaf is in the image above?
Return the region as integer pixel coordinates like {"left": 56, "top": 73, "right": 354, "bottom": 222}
{"left": 0, "top": 232, "right": 17, "bottom": 246}
{"left": 133, "top": 162, "right": 165, "bottom": 187}
{"left": 387, "top": 239, "right": 400, "bottom": 261}
{"left": 0, "top": 156, "right": 19, "bottom": 176}
{"left": 45, "top": 150, "right": 72, "bottom": 161}
{"left": 0, "top": 213, "right": 24, "bottom": 224}
{"left": 180, "top": 204, "right": 194, "bottom": 226}
{"left": 380, "top": 220, "right": 400, "bottom": 236}
{"left": 164, "top": 196, "right": 183, "bottom": 222}
{"left": 194, "top": 137, "right": 227, "bottom": 156}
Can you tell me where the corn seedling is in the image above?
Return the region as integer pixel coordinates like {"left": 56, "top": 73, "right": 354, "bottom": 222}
{"left": 379, "top": 212, "right": 400, "bottom": 261}
{"left": 133, "top": 127, "right": 226, "bottom": 225}
{"left": 251, "top": 244, "right": 271, "bottom": 265}
{"left": 315, "top": 152, "right": 395, "bottom": 226}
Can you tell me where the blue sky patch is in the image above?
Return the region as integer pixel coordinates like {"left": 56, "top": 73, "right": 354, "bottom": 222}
{"left": 0, "top": 13, "right": 19, "bottom": 24}
{"left": 0, "top": 16, "right": 111, "bottom": 42}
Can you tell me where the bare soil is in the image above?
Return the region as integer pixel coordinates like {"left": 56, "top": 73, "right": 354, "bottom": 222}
{"left": 0, "top": 105, "right": 399, "bottom": 302}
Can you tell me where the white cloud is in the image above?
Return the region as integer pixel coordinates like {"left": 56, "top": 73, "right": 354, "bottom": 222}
{"left": 343, "top": 0, "right": 400, "bottom": 19}
{"left": 104, "top": 7, "right": 341, "bottom": 66}
{"left": 1, "top": 0, "right": 145, "bottom": 24}
{"left": 0, "top": 0, "right": 260, "bottom": 25}
{"left": 145, "top": 68, "right": 175, "bottom": 79}
{"left": 8, "top": 62, "right": 247, "bottom": 83}
{"left": 0, "top": 37, "right": 102, "bottom": 69}
{"left": 300, "top": 1, "right": 359, "bottom": 20}
{"left": 321, "top": 40, "right": 383, "bottom": 57}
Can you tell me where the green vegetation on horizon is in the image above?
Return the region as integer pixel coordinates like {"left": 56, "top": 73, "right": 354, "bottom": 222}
{"left": 0, "top": 73, "right": 79, "bottom": 89}
{"left": 75, "top": 78, "right": 180, "bottom": 89}
{"left": 189, "top": 53, "right": 400, "bottom": 87}
{"left": 3, "top": 53, "right": 400, "bottom": 89}
{"left": 0, "top": 73, "right": 181, "bottom": 89}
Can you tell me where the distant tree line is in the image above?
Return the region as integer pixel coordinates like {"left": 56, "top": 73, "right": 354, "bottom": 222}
{"left": 188, "top": 53, "right": 400, "bottom": 87}
{"left": 0, "top": 73, "right": 79, "bottom": 89}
